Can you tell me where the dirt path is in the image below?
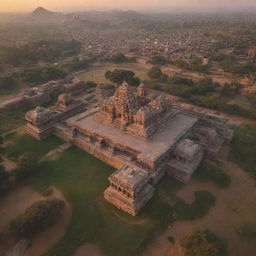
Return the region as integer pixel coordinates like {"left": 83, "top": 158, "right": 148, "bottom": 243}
{"left": 143, "top": 146, "right": 256, "bottom": 256}
{"left": 73, "top": 243, "right": 104, "bottom": 256}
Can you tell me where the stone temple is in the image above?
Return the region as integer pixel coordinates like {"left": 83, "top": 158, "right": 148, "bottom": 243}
{"left": 25, "top": 82, "right": 233, "bottom": 216}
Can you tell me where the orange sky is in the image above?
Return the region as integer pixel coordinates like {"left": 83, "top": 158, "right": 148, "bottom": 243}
{"left": 0, "top": 0, "right": 255, "bottom": 12}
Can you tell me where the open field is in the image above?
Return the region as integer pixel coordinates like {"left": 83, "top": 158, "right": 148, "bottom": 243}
{"left": 0, "top": 109, "right": 29, "bottom": 135}
{"left": 77, "top": 62, "right": 149, "bottom": 84}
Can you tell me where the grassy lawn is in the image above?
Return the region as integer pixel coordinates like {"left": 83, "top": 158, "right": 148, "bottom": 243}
{"left": 77, "top": 63, "right": 148, "bottom": 84}
{"left": 6, "top": 134, "right": 62, "bottom": 160}
{"left": 0, "top": 109, "right": 29, "bottom": 135}
{"left": 23, "top": 143, "right": 216, "bottom": 256}
{"left": 229, "top": 125, "right": 256, "bottom": 179}
{"left": 193, "top": 160, "right": 231, "bottom": 188}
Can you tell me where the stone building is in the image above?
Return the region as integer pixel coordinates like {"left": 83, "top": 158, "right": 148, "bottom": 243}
{"left": 25, "top": 82, "right": 232, "bottom": 216}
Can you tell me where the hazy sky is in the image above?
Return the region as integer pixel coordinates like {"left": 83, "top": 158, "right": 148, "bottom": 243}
{"left": 1, "top": 0, "right": 256, "bottom": 12}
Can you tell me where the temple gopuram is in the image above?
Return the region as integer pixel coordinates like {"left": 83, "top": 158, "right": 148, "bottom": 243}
{"left": 25, "top": 82, "right": 233, "bottom": 216}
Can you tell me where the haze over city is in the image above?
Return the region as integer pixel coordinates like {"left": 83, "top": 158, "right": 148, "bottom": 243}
{"left": 1, "top": 0, "right": 256, "bottom": 12}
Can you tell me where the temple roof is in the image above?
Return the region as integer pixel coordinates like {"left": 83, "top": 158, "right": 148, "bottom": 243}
{"left": 25, "top": 106, "right": 55, "bottom": 126}
{"left": 110, "top": 165, "right": 149, "bottom": 190}
{"left": 175, "top": 139, "right": 202, "bottom": 161}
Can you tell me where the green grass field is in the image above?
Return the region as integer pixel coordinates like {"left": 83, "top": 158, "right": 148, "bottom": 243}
{"left": 0, "top": 109, "right": 29, "bottom": 135}
{"left": 229, "top": 125, "right": 256, "bottom": 179}
{"left": 77, "top": 63, "right": 148, "bottom": 84}
{"left": 6, "top": 134, "right": 62, "bottom": 160}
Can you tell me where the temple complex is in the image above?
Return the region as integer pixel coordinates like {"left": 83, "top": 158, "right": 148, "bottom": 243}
{"left": 25, "top": 82, "right": 233, "bottom": 216}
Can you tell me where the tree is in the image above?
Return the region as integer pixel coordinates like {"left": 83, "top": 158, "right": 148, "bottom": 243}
{"left": 147, "top": 66, "right": 163, "bottom": 80}
{"left": 42, "top": 66, "right": 66, "bottom": 81}
{"left": 181, "top": 230, "right": 227, "bottom": 256}
{"left": 105, "top": 69, "right": 140, "bottom": 86}
{"left": 149, "top": 55, "right": 169, "bottom": 65}
{"left": 9, "top": 199, "right": 65, "bottom": 237}
{"left": 110, "top": 52, "right": 128, "bottom": 63}
{"left": 86, "top": 81, "right": 97, "bottom": 88}
{"left": 221, "top": 82, "right": 243, "bottom": 95}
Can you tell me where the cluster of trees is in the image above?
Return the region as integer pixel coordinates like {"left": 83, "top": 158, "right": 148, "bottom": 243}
{"left": 147, "top": 66, "right": 168, "bottom": 82}
{"left": 175, "top": 58, "right": 209, "bottom": 73}
{"left": 105, "top": 69, "right": 141, "bottom": 86}
{"left": 149, "top": 55, "right": 169, "bottom": 65}
{"left": 109, "top": 52, "right": 136, "bottom": 64}
{"left": 63, "top": 57, "right": 95, "bottom": 73}
{"left": 181, "top": 230, "right": 227, "bottom": 256}
{"left": 210, "top": 51, "right": 256, "bottom": 75}
{"left": 0, "top": 40, "right": 82, "bottom": 66}
{"left": 0, "top": 57, "right": 96, "bottom": 94}
{"left": 0, "top": 65, "right": 67, "bottom": 93}
{"left": 221, "top": 82, "right": 242, "bottom": 96}
{"left": 9, "top": 199, "right": 65, "bottom": 237}
{"left": 21, "top": 66, "right": 67, "bottom": 84}
{"left": 147, "top": 66, "right": 217, "bottom": 98}
{"left": 146, "top": 67, "right": 256, "bottom": 119}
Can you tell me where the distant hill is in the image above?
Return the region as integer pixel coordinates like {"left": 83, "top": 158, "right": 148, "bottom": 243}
{"left": 32, "top": 7, "right": 58, "bottom": 16}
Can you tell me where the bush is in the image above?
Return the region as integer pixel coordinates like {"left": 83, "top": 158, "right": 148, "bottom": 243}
{"left": 86, "top": 81, "right": 97, "bottom": 88}
{"left": 149, "top": 55, "right": 169, "bottom": 65}
{"left": 168, "top": 236, "right": 175, "bottom": 244}
{"left": 182, "top": 230, "right": 227, "bottom": 256}
{"left": 110, "top": 52, "right": 128, "bottom": 63}
{"left": 105, "top": 69, "right": 141, "bottom": 86}
{"left": 174, "top": 190, "right": 215, "bottom": 220}
{"left": 147, "top": 66, "right": 164, "bottom": 80}
{"left": 14, "top": 152, "right": 39, "bottom": 179}
{"left": 9, "top": 199, "right": 65, "bottom": 237}
{"left": 194, "top": 161, "right": 231, "bottom": 188}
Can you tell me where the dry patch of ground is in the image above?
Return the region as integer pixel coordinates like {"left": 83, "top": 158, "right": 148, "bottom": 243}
{"left": 73, "top": 243, "right": 104, "bottom": 256}
{"left": 143, "top": 146, "right": 256, "bottom": 256}
{"left": 0, "top": 186, "right": 44, "bottom": 232}
{"left": 25, "top": 186, "right": 72, "bottom": 256}
{"left": 0, "top": 186, "right": 72, "bottom": 256}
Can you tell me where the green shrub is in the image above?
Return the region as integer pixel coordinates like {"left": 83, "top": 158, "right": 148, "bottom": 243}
{"left": 182, "top": 229, "right": 227, "bottom": 256}
{"left": 174, "top": 191, "right": 216, "bottom": 220}
{"left": 168, "top": 236, "right": 175, "bottom": 244}
{"left": 9, "top": 199, "right": 65, "bottom": 237}
{"left": 194, "top": 161, "right": 231, "bottom": 188}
